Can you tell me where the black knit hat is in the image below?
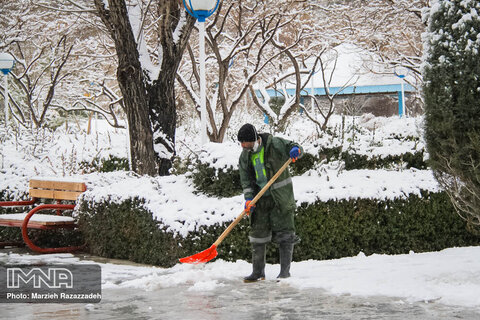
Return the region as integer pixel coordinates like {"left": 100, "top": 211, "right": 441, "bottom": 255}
{"left": 237, "top": 123, "right": 258, "bottom": 142}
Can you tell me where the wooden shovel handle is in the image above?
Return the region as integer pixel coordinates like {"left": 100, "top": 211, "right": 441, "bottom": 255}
{"left": 213, "top": 158, "right": 292, "bottom": 247}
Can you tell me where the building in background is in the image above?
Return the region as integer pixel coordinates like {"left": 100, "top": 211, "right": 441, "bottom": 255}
{"left": 260, "top": 44, "right": 418, "bottom": 117}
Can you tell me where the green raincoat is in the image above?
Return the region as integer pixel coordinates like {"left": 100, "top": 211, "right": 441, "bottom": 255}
{"left": 238, "top": 133, "right": 303, "bottom": 243}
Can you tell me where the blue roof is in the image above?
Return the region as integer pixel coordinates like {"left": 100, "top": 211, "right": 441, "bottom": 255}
{"left": 261, "top": 83, "right": 415, "bottom": 99}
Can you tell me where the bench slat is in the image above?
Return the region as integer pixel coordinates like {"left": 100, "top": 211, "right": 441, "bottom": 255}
{"left": 29, "top": 189, "right": 84, "bottom": 201}
{"left": 29, "top": 179, "right": 87, "bottom": 192}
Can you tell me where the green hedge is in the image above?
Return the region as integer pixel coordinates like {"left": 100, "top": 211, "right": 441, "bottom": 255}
{"left": 192, "top": 162, "right": 242, "bottom": 197}
{"left": 192, "top": 149, "right": 427, "bottom": 198}
{"left": 341, "top": 151, "right": 427, "bottom": 170}
{"left": 3, "top": 187, "right": 477, "bottom": 266}
{"left": 0, "top": 227, "right": 84, "bottom": 250}
{"left": 80, "top": 155, "right": 129, "bottom": 173}
{"left": 77, "top": 198, "right": 180, "bottom": 266}
{"left": 295, "top": 191, "right": 479, "bottom": 260}
{"left": 76, "top": 191, "right": 479, "bottom": 267}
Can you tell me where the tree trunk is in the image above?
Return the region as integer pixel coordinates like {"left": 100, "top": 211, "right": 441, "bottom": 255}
{"left": 148, "top": 68, "right": 178, "bottom": 175}
{"left": 95, "top": 0, "right": 195, "bottom": 176}
{"left": 150, "top": 1, "right": 196, "bottom": 174}
{"left": 95, "top": 0, "right": 156, "bottom": 175}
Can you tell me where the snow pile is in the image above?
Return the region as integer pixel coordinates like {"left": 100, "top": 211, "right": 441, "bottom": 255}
{"left": 291, "top": 247, "right": 480, "bottom": 307}
{"left": 195, "top": 141, "right": 241, "bottom": 170}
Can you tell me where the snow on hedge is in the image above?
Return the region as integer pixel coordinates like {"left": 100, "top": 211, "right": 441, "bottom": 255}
{"left": 1, "top": 115, "right": 439, "bottom": 236}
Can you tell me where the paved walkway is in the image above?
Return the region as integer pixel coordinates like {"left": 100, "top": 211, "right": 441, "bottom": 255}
{"left": 1, "top": 249, "right": 479, "bottom": 319}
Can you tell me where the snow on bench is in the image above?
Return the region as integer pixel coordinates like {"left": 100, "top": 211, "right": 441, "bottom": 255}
{"left": 0, "top": 213, "right": 75, "bottom": 226}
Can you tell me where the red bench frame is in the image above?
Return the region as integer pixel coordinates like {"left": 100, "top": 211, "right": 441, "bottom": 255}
{"left": 0, "top": 179, "right": 87, "bottom": 253}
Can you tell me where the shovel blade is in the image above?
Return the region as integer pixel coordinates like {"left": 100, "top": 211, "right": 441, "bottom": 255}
{"left": 179, "top": 244, "right": 218, "bottom": 264}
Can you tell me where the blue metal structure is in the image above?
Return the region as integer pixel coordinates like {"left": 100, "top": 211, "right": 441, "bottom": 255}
{"left": 258, "top": 82, "right": 415, "bottom": 117}
{"left": 262, "top": 83, "right": 415, "bottom": 97}
{"left": 183, "top": 0, "right": 220, "bottom": 22}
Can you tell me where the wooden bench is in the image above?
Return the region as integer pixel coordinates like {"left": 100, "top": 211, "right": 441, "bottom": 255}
{"left": 0, "top": 179, "right": 87, "bottom": 253}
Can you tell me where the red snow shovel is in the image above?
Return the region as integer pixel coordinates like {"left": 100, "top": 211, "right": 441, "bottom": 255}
{"left": 179, "top": 158, "right": 293, "bottom": 264}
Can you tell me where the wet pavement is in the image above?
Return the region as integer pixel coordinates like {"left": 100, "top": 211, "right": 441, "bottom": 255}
{"left": 2, "top": 278, "right": 480, "bottom": 320}
{"left": 1, "top": 249, "right": 479, "bottom": 319}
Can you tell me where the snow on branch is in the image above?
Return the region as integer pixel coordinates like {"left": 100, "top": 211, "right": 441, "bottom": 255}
{"left": 126, "top": 1, "right": 160, "bottom": 83}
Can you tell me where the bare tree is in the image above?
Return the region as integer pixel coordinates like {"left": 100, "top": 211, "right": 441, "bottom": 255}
{"left": 251, "top": 43, "right": 360, "bottom": 133}
{"left": 1, "top": 0, "right": 124, "bottom": 130}
{"left": 52, "top": 80, "right": 125, "bottom": 129}
{"left": 313, "top": 0, "right": 428, "bottom": 88}
{"left": 248, "top": 46, "right": 318, "bottom": 131}
{"left": 33, "top": 0, "right": 196, "bottom": 175}
{"left": 251, "top": 0, "right": 429, "bottom": 131}
{"left": 1, "top": 1, "right": 78, "bottom": 129}
{"left": 177, "top": 0, "right": 309, "bottom": 142}
{"left": 304, "top": 47, "right": 360, "bottom": 131}
{"left": 7, "top": 36, "right": 73, "bottom": 128}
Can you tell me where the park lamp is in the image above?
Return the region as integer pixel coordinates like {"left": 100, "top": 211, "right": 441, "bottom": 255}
{"left": 0, "top": 52, "right": 15, "bottom": 75}
{"left": 183, "top": 0, "right": 220, "bottom": 22}
{"left": 183, "top": 0, "right": 220, "bottom": 145}
{"left": 394, "top": 65, "right": 408, "bottom": 118}
{"left": 0, "top": 52, "right": 15, "bottom": 128}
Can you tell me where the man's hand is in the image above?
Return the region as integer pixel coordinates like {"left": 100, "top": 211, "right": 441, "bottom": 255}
{"left": 244, "top": 198, "right": 255, "bottom": 216}
{"left": 289, "top": 146, "right": 301, "bottom": 163}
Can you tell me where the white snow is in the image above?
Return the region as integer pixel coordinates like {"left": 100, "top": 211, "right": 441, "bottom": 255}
{"left": 0, "top": 213, "right": 74, "bottom": 223}
{"left": 294, "top": 168, "right": 439, "bottom": 204}
{"left": 126, "top": 2, "right": 161, "bottom": 82}
{"left": 1, "top": 246, "right": 479, "bottom": 308}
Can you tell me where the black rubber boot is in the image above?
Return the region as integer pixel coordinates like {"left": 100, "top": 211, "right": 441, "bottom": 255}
{"left": 277, "top": 242, "right": 294, "bottom": 279}
{"left": 243, "top": 243, "right": 266, "bottom": 283}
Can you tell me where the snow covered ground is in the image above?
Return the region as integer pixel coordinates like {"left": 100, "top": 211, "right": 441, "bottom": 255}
{"left": 1, "top": 246, "right": 479, "bottom": 310}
